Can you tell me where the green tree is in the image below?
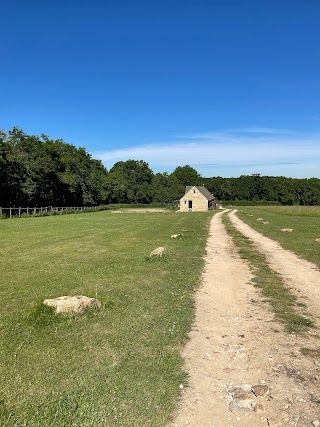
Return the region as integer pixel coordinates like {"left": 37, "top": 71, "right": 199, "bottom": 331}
{"left": 151, "top": 172, "right": 182, "bottom": 203}
{"left": 108, "top": 160, "right": 154, "bottom": 203}
{"left": 0, "top": 128, "right": 109, "bottom": 207}
{"left": 171, "top": 165, "right": 201, "bottom": 188}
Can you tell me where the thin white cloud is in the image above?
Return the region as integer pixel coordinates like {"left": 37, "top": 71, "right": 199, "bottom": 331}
{"left": 228, "top": 126, "right": 298, "bottom": 135}
{"left": 173, "top": 126, "right": 300, "bottom": 139}
{"left": 92, "top": 128, "right": 320, "bottom": 178}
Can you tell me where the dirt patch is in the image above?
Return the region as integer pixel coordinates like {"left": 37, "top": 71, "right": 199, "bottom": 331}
{"left": 170, "top": 211, "right": 320, "bottom": 427}
{"left": 112, "top": 208, "right": 168, "bottom": 213}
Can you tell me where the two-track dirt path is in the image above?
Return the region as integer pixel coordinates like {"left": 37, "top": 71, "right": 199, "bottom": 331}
{"left": 229, "top": 210, "right": 320, "bottom": 326}
{"left": 170, "top": 210, "right": 320, "bottom": 427}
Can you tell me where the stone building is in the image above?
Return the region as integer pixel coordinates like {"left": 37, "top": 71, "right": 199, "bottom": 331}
{"left": 179, "top": 186, "right": 216, "bottom": 212}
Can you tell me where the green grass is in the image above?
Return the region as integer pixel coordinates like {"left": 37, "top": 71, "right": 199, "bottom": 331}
{"left": 0, "top": 210, "right": 213, "bottom": 426}
{"left": 223, "top": 214, "right": 314, "bottom": 334}
{"left": 236, "top": 206, "right": 320, "bottom": 268}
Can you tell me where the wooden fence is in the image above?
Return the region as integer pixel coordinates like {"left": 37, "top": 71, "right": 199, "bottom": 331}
{"left": 0, "top": 206, "right": 87, "bottom": 218}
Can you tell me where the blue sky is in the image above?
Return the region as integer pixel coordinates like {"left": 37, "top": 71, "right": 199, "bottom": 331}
{"left": 2, "top": 0, "right": 320, "bottom": 177}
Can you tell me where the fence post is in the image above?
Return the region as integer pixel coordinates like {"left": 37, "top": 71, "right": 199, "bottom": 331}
{"left": 10, "top": 208, "right": 12, "bottom": 218}
{"left": 27, "top": 207, "right": 29, "bottom": 215}
{"left": 34, "top": 207, "right": 36, "bottom": 216}
{"left": 19, "top": 207, "right": 21, "bottom": 217}
{"left": 0, "top": 207, "right": 2, "bottom": 218}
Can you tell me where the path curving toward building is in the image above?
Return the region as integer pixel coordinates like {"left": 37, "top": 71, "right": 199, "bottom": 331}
{"left": 229, "top": 209, "right": 320, "bottom": 325}
{"left": 170, "top": 210, "right": 320, "bottom": 427}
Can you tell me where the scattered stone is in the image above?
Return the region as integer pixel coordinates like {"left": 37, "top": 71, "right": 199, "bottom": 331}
{"left": 229, "top": 399, "right": 256, "bottom": 412}
{"left": 179, "top": 384, "right": 184, "bottom": 390}
{"left": 252, "top": 384, "right": 269, "bottom": 397}
{"left": 312, "top": 420, "right": 320, "bottom": 427}
{"left": 254, "top": 403, "right": 265, "bottom": 412}
{"left": 228, "top": 384, "right": 256, "bottom": 412}
{"left": 257, "top": 218, "right": 264, "bottom": 221}
{"left": 315, "top": 238, "right": 320, "bottom": 243}
{"left": 281, "top": 228, "right": 294, "bottom": 232}
{"left": 171, "top": 234, "right": 181, "bottom": 239}
{"left": 43, "top": 295, "right": 101, "bottom": 314}
{"left": 231, "top": 384, "right": 252, "bottom": 401}
{"left": 262, "top": 221, "right": 269, "bottom": 225}
{"left": 150, "top": 246, "right": 165, "bottom": 257}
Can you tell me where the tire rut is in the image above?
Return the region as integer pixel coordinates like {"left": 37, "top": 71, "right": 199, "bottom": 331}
{"left": 228, "top": 209, "right": 320, "bottom": 326}
{"left": 170, "top": 210, "right": 320, "bottom": 427}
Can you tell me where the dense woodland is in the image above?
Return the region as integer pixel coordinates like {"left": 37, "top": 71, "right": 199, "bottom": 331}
{"left": 1, "top": 128, "right": 320, "bottom": 207}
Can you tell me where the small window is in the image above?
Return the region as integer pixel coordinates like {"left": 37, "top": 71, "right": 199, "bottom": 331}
{"left": 193, "top": 190, "right": 196, "bottom": 193}
{"left": 184, "top": 200, "right": 187, "bottom": 204}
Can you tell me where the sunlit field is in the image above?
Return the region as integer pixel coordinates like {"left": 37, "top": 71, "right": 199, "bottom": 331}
{"left": 0, "top": 210, "right": 214, "bottom": 427}
{"left": 236, "top": 206, "right": 320, "bottom": 268}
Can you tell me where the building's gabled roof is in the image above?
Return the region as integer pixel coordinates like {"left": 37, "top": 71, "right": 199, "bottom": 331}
{"left": 185, "top": 186, "right": 215, "bottom": 200}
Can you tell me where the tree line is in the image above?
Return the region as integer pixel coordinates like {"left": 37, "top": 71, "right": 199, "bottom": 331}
{"left": 1, "top": 128, "right": 320, "bottom": 207}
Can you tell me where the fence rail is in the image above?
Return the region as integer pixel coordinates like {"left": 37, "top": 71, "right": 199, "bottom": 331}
{"left": 0, "top": 206, "right": 89, "bottom": 218}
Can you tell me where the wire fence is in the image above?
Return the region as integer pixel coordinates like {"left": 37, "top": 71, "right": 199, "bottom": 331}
{"left": 0, "top": 206, "right": 107, "bottom": 219}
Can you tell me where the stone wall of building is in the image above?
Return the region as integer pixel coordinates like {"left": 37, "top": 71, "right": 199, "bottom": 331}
{"left": 179, "top": 188, "right": 209, "bottom": 212}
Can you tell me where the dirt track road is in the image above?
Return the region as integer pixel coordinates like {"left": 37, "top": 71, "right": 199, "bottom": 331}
{"left": 229, "top": 210, "right": 320, "bottom": 326}
{"left": 171, "top": 210, "right": 320, "bottom": 427}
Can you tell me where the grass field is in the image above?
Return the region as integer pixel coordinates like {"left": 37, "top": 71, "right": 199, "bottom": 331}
{"left": 235, "top": 206, "right": 320, "bottom": 268}
{"left": 0, "top": 210, "right": 213, "bottom": 427}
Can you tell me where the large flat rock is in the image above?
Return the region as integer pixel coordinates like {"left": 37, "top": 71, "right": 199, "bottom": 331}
{"left": 43, "top": 295, "right": 101, "bottom": 314}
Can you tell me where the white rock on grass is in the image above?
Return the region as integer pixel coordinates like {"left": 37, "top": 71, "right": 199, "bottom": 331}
{"left": 262, "top": 221, "right": 269, "bottom": 225}
{"left": 150, "top": 247, "right": 165, "bottom": 257}
{"left": 43, "top": 296, "right": 101, "bottom": 314}
{"left": 281, "top": 228, "right": 294, "bottom": 232}
{"left": 257, "top": 218, "right": 264, "bottom": 221}
{"left": 315, "top": 238, "right": 320, "bottom": 242}
{"left": 171, "top": 234, "right": 181, "bottom": 239}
